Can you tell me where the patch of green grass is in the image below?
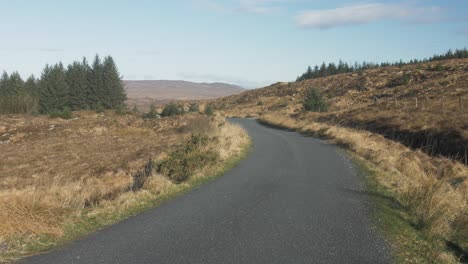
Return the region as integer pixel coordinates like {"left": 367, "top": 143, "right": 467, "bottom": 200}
{"left": 351, "top": 154, "right": 458, "bottom": 264}
{"left": 3, "top": 139, "right": 252, "bottom": 262}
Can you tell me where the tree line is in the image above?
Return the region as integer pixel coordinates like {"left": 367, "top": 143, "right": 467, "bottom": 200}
{"left": 296, "top": 48, "right": 468, "bottom": 82}
{"left": 0, "top": 55, "right": 126, "bottom": 115}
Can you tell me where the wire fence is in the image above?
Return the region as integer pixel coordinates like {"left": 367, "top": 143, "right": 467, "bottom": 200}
{"left": 367, "top": 95, "right": 466, "bottom": 114}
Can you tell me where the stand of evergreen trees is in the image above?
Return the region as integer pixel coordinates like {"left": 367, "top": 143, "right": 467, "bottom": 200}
{"left": 296, "top": 48, "right": 468, "bottom": 82}
{"left": 0, "top": 55, "right": 126, "bottom": 115}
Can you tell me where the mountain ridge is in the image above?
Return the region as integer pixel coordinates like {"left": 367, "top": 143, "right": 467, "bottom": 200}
{"left": 124, "top": 80, "right": 245, "bottom": 111}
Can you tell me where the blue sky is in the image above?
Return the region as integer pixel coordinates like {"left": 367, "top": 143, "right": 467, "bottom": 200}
{"left": 0, "top": 0, "right": 467, "bottom": 88}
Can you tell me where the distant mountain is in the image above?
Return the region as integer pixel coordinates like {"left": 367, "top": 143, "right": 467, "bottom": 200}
{"left": 124, "top": 80, "right": 244, "bottom": 101}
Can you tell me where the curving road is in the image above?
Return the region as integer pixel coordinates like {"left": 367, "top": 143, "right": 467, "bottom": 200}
{"left": 23, "top": 119, "right": 390, "bottom": 264}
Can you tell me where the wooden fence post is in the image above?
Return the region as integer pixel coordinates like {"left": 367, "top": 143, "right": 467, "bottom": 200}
{"left": 415, "top": 97, "right": 418, "bottom": 108}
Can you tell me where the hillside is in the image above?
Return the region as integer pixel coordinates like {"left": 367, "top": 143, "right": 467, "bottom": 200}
{"left": 125, "top": 80, "right": 244, "bottom": 111}
{"left": 0, "top": 111, "right": 249, "bottom": 261}
{"left": 213, "top": 57, "right": 468, "bottom": 262}
{"left": 216, "top": 58, "right": 468, "bottom": 163}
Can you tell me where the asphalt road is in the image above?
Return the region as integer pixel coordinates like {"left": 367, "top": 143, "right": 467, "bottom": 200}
{"left": 23, "top": 118, "right": 390, "bottom": 264}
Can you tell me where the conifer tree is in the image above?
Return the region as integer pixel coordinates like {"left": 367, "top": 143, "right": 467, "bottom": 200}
{"left": 5, "top": 72, "right": 24, "bottom": 95}
{"left": 0, "top": 72, "right": 9, "bottom": 96}
{"left": 102, "top": 56, "right": 126, "bottom": 109}
{"left": 66, "top": 61, "right": 90, "bottom": 110}
{"left": 90, "top": 55, "right": 104, "bottom": 109}
{"left": 24, "top": 75, "right": 38, "bottom": 96}
{"left": 39, "top": 63, "right": 69, "bottom": 113}
{"left": 305, "top": 66, "right": 313, "bottom": 79}
{"left": 319, "top": 62, "right": 327, "bottom": 77}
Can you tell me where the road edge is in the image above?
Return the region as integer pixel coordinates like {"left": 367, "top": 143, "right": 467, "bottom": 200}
{"left": 2, "top": 123, "right": 252, "bottom": 263}
{"left": 256, "top": 117, "right": 462, "bottom": 264}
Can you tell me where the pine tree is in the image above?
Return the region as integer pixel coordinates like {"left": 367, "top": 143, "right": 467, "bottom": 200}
{"left": 303, "top": 88, "right": 327, "bottom": 112}
{"left": 102, "top": 56, "right": 126, "bottom": 109}
{"left": 66, "top": 60, "right": 90, "bottom": 110}
{"left": 39, "top": 63, "right": 70, "bottom": 113}
{"left": 313, "top": 65, "right": 319, "bottom": 77}
{"left": 328, "top": 63, "right": 337, "bottom": 75}
{"left": 24, "top": 75, "right": 38, "bottom": 96}
{"left": 337, "top": 60, "right": 345, "bottom": 74}
{"left": 90, "top": 55, "right": 104, "bottom": 109}
{"left": 0, "top": 72, "right": 9, "bottom": 96}
{"left": 305, "top": 66, "right": 313, "bottom": 79}
{"left": 5, "top": 72, "right": 24, "bottom": 95}
{"left": 319, "top": 62, "right": 327, "bottom": 77}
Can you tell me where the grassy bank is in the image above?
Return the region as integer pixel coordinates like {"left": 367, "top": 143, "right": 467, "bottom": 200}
{"left": 258, "top": 114, "right": 467, "bottom": 263}
{"left": 0, "top": 114, "right": 250, "bottom": 262}
{"left": 353, "top": 155, "right": 460, "bottom": 264}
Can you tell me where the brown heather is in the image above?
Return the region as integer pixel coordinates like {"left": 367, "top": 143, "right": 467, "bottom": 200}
{"left": 0, "top": 111, "right": 249, "bottom": 261}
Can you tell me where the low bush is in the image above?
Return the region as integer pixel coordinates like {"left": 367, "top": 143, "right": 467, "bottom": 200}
{"left": 49, "top": 107, "right": 73, "bottom": 119}
{"left": 204, "top": 104, "right": 214, "bottom": 116}
{"left": 161, "top": 103, "right": 183, "bottom": 117}
{"left": 388, "top": 74, "right": 411, "bottom": 88}
{"left": 158, "top": 134, "right": 219, "bottom": 183}
{"left": 429, "top": 64, "right": 445, "bottom": 72}
{"left": 95, "top": 104, "right": 105, "bottom": 113}
{"left": 115, "top": 105, "right": 130, "bottom": 115}
{"left": 189, "top": 102, "right": 200, "bottom": 112}
{"left": 303, "top": 88, "right": 327, "bottom": 112}
{"left": 143, "top": 104, "right": 160, "bottom": 119}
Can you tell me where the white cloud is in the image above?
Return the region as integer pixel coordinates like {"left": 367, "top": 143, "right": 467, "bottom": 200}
{"left": 295, "top": 3, "right": 443, "bottom": 29}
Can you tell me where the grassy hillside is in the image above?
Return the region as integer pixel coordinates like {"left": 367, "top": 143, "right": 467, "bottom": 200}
{"left": 0, "top": 111, "right": 249, "bottom": 261}
{"left": 216, "top": 58, "right": 468, "bottom": 163}
{"left": 214, "top": 58, "right": 468, "bottom": 263}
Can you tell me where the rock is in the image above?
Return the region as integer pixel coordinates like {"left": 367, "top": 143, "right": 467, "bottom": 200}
{"left": 1, "top": 133, "right": 10, "bottom": 137}
{"left": 0, "top": 140, "right": 10, "bottom": 145}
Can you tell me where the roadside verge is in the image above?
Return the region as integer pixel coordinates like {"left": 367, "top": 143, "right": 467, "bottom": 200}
{"left": 1, "top": 118, "right": 251, "bottom": 263}
{"left": 258, "top": 114, "right": 467, "bottom": 264}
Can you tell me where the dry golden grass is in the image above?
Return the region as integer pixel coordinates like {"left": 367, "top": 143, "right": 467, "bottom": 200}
{"left": 259, "top": 113, "right": 468, "bottom": 255}
{"left": 213, "top": 58, "right": 468, "bottom": 261}
{"left": 209, "top": 58, "right": 468, "bottom": 261}
{"left": 0, "top": 111, "right": 249, "bottom": 261}
{"left": 216, "top": 58, "right": 468, "bottom": 164}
